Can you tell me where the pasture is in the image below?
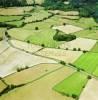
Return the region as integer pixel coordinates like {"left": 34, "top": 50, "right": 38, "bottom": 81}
{"left": 8, "top": 28, "right": 64, "bottom": 48}
{"left": 74, "top": 52, "right": 98, "bottom": 74}
{"left": 53, "top": 72, "right": 88, "bottom": 98}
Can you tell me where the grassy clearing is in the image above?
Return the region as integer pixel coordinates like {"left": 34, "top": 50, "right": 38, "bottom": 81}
{"left": 0, "top": 66, "right": 75, "bottom": 100}
{"left": 53, "top": 72, "right": 88, "bottom": 98}
{"left": 74, "top": 52, "right": 98, "bottom": 74}
{"left": 4, "top": 64, "right": 64, "bottom": 85}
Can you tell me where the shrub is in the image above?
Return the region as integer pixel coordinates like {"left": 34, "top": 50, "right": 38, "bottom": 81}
{"left": 87, "top": 75, "right": 92, "bottom": 79}
{"left": 78, "top": 48, "right": 81, "bottom": 51}
{"left": 73, "top": 48, "right": 77, "bottom": 51}
{"left": 72, "top": 94, "right": 78, "bottom": 99}
{"left": 63, "top": 22, "right": 66, "bottom": 26}
{"left": 0, "top": 37, "right": 3, "bottom": 41}
{"left": 83, "top": 50, "right": 88, "bottom": 53}
{"left": 60, "top": 61, "right": 66, "bottom": 65}
{"left": 27, "top": 40, "right": 30, "bottom": 43}
{"left": 35, "top": 27, "right": 39, "bottom": 30}
{"left": 66, "top": 48, "right": 68, "bottom": 50}
{"left": 41, "top": 44, "right": 45, "bottom": 47}
{"left": 77, "top": 68, "right": 80, "bottom": 72}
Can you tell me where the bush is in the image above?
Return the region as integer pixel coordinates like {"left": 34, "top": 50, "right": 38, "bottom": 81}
{"left": 41, "top": 44, "right": 45, "bottom": 47}
{"left": 60, "top": 61, "right": 66, "bottom": 65}
{"left": 72, "top": 94, "right": 78, "bottom": 99}
{"left": 63, "top": 22, "right": 66, "bottom": 26}
{"left": 66, "top": 48, "right": 68, "bottom": 50}
{"left": 35, "top": 27, "right": 39, "bottom": 30}
{"left": 87, "top": 75, "right": 92, "bottom": 79}
{"left": 83, "top": 50, "right": 88, "bottom": 53}
{"left": 0, "top": 37, "right": 3, "bottom": 41}
{"left": 78, "top": 48, "right": 81, "bottom": 51}
{"left": 73, "top": 48, "right": 77, "bottom": 51}
{"left": 27, "top": 40, "right": 30, "bottom": 43}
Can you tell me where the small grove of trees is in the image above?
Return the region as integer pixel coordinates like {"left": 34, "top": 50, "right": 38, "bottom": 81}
{"left": 53, "top": 30, "right": 76, "bottom": 42}
{"left": 43, "top": 0, "right": 65, "bottom": 10}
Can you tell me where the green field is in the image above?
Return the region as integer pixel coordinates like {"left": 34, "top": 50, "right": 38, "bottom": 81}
{"left": 0, "top": 16, "right": 23, "bottom": 22}
{"left": 93, "top": 67, "right": 98, "bottom": 77}
{"left": 53, "top": 72, "right": 88, "bottom": 98}
{"left": 8, "top": 27, "right": 64, "bottom": 48}
{"left": 91, "top": 42, "right": 98, "bottom": 52}
{"left": 24, "top": 9, "right": 51, "bottom": 23}
{"left": 0, "top": 28, "right": 6, "bottom": 38}
{"left": 74, "top": 52, "right": 98, "bottom": 74}
{"left": 73, "top": 28, "right": 98, "bottom": 40}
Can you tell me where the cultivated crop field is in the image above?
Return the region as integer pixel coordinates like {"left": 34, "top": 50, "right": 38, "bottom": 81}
{"left": 36, "top": 48, "right": 83, "bottom": 63}
{"left": 60, "top": 37, "right": 96, "bottom": 51}
{"left": 53, "top": 72, "right": 88, "bottom": 98}
{"left": 0, "top": 1, "right": 98, "bottom": 100}
{"left": 79, "top": 78, "right": 98, "bottom": 100}
{"left": 74, "top": 52, "right": 98, "bottom": 74}
{"left": 0, "top": 66, "right": 75, "bottom": 100}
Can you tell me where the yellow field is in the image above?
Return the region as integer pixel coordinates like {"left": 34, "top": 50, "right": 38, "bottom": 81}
{"left": 10, "top": 39, "right": 42, "bottom": 53}
{"left": 0, "top": 7, "right": 33, "bottom": 15}
{"left": 79, "top": 78, "right": 98, "bottom": 100}
{"left": 53, "top": 25, "right": 83, "bottom": 34}
{"left": 0, "top": 66, "right": 75, "bottom": 100}
{"left": 60, "top": 38, "right": 97, "bottom": 51}
{"left": 4, "top": 64, "right": 63, "bottom": 85}
{"left": 0, "top": 41, "right": 9, "bottom": 54}
{"left": 0, "top": 47, "right": 57, "bottom": 77}
{"left": 36, "top": 48, "right": 83, "bottom": 63}
{"left": 0, "top": 80, "right": 7, "bottom": 93}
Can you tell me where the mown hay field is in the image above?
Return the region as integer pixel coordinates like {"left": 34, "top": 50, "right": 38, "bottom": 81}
{"left": 4, "top": 64, "right": 63, "bottom": 85}
{"left": 0, "top": 66, "right": 75, "bottom": 100}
